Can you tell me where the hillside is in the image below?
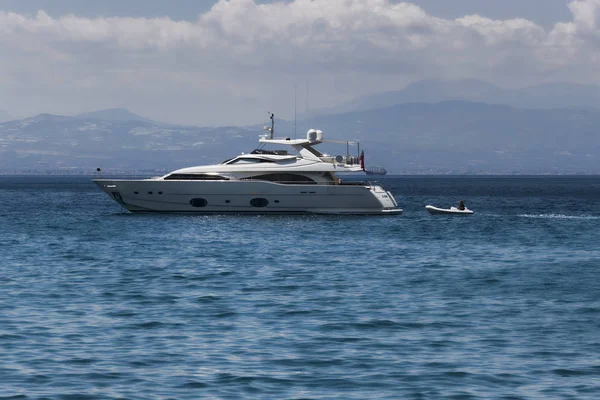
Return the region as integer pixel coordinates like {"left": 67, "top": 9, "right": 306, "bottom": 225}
{"left": 308, "top": 101, "right": 600, "bottom": 173}
{"left": 1, "top": 102, "right": 599, "bottom": 174}
{"left": 0, "top": 113, "right": 257, "bottom": 173}
{"left": 329, "top": 80, "right": 600, "bottom": 115}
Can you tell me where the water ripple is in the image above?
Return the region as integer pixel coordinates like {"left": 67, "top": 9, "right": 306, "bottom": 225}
{"left": 1, "top": 176, "right": 600, "bottom": 399}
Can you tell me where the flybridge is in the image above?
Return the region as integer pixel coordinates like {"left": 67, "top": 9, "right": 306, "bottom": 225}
{"left": 258, "top": 114, "right": 364, "bottom": 169}
{"left": 259, "top": 137, "right": 317, "bottom": 146}
{"left": 262, "top": 112, "right": 323, "bottom": 145}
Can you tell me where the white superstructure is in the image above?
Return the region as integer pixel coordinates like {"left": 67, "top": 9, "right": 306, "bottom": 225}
{"left": 94, "top": 117, "right": 401, "bottom": 215}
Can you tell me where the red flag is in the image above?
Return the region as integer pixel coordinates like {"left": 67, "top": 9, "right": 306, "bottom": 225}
{"left": 359, "top": 151, "right": 365, "bottom": 171}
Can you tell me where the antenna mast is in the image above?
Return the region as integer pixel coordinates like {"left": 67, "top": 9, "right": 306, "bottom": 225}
{"left": 269, "top": 112, "right": 274, "bottom": 139}
{"left": 305, "top": 81, "right": 309, "bottom": 132}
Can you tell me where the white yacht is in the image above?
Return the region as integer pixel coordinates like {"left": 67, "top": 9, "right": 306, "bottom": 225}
{"left": 94, "top": 115, "right": 401, "bottom": 215}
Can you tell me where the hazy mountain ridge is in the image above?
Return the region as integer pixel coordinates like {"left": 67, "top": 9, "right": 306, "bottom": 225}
{"left": 1, "top": 97, "right": 600, "bottom": 174}
{"left": 307, "top": 101, "right": 600, "bottom": 173}
{"left": 75, "top": 108, "right": 157, "bottom": 124}
{"left": 327, "top": 79, "right": 600, "bottom": 115}
{"left": 0, "top": 111, "right": 259, "bottom": 172}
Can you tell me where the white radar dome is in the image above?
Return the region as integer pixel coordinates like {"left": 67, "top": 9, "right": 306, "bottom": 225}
{"left": 307, "top": 129, "right": 318, "bottom": 141}
{"left": 316, "top": 130, "right": 323, "bottom": 141}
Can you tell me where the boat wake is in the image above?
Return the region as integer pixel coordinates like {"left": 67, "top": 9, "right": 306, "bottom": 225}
{"left": 518, "top": 214, "right": 600, "bottom": 220}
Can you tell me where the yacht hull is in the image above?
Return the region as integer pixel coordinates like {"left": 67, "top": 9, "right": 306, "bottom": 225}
{"left": 93, "top": 179, "right": 402, "bottom": 215}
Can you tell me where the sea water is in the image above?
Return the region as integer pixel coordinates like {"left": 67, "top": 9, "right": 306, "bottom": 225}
{"left": 0, "top": 176, "right": 599, "bottom": 400}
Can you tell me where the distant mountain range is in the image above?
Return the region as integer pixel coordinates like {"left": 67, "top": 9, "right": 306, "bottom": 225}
{"left": 74, "top": 108, "right": 157, "bottom": 124}
{"left": 308, "top": 101, "right": 600, "bottom": 174}
{"left": 1, "top": 83, "right": 600, "bottom": 174}
{"left": 0, "top": 111, "right": 258, "bottom": 173}
{"left": 326, "top": 79, "right": 600, "bottom": 115}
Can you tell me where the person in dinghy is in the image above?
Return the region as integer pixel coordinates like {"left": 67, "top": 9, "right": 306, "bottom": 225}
{"left": 425, "top": 201, "right": 473, "bottom": 215}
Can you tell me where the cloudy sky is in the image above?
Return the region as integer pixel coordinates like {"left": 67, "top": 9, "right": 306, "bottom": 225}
{"left": 0, "top": 0, "right": 596, "bottom": 125}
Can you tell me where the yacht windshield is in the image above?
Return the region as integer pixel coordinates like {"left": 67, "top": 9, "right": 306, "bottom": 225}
{"left": 226, "top": 157, "right": 275, "bottom": 165}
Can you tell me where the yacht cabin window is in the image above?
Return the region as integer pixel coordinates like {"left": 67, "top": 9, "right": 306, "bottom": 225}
{"left": 241, "top": 173, "right": 316, "bottom": 184}
{"left": 164, "top": 174, "right": 229, "bottom": 181}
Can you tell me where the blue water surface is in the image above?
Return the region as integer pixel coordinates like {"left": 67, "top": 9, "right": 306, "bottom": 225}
{"left": 0, "top": 176, "right": 599, "bottom": 400}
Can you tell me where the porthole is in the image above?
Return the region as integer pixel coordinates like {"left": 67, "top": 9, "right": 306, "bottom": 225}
{"left": 250, "top": 198, "right": 269, "bottom": 208}
{"left": 225, "top": 200, "right": 231, "bottom": 204}
{"left": 148, "top": 191, "right": 153, "bottom": 195}
{"left": 134, "top": 191, "right": 139, "bottom": 195}
{"left": 158, "top": 191, "right": 163, "bottom": 195}
{"left": 274, "top": 200, "right": 280, "bottom": 203}
{"left": 190, "top": 198, "right": 208, "bottom": 207}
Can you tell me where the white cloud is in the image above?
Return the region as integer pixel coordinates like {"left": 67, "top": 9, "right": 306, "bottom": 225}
{"left": 1, "top": 0, "right": 600, "bottom": 125}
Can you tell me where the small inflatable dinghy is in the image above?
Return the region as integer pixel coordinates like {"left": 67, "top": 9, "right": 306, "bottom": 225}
{"left": 425, "top": 205, "right": 474, "bottom": 215}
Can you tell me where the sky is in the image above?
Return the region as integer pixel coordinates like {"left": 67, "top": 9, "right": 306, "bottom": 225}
{"left": 0, "top": 0, "right": 596, "bottom": 125}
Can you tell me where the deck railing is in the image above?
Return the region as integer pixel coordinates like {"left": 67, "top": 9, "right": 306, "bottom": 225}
{"left": 320, "top": 155, "right": 361, "bottom": 165}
